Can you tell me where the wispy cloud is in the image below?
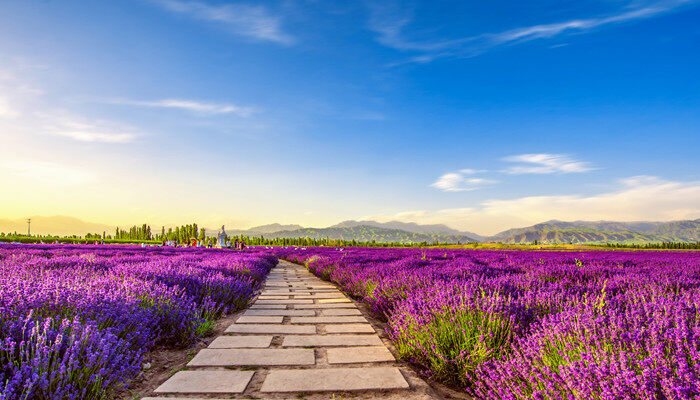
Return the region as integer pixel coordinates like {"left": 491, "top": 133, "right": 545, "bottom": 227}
{"left": 43, "top": 117, "right": 139, "bottom": 143}
{"left": 0, "top": 97, "right": 19, "bottom": 119}
{"left": 369, "top": 0, "right": 698, "bottom": 63}
{"left": 380, "top": 176, "right": 700, "bottom": 235}
{"left": 503, "top": 153, "right": 595, "bottom": 174}
{"left": 366, "top": 2, "right": 454, "bottom": 52}
{"left": 48, "top": 130, "right": 137, "bottom": 143}
{"left": 431, "top": 169, "right": 497, "bottom": 192}
{"left": 1, "top": 159, "right": 98, "bottom": 186}
{"left": 104, "top": 98, "right": 256, "bottom": 116}
{"left": 152, "top": 0, "right": 294, "bottom": 44}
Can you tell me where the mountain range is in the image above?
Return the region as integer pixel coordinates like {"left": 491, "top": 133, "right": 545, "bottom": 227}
{"left": 2, "top": 216, "right": 698, "bottom": 245}
{"left": 227, "top": 219, "right": 700, "bottom": 244}
{"left": 0, "top": 216, "right": 114, "bottom": 237}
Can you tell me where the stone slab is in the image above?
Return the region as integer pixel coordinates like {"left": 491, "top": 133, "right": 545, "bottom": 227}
{"left": 255, "top": 299, "right": 313, "bottom": 304}
{"left": 293, "top": 303, "right": 357, "bottom": 309}
{"left": 249, "top": 304, "right": 287, "bottom": 309}
{"left": 244, "top": 309, "right": 315, "bottom": 317}
{"left": 143, "top": 398, "right": 234, "bottom": 400}
{"left": 324, "top": 324, "right": 375, "bottom": 333}
{"left": 291, "top": 316, "right": 366, "bottom": 324}
{"left": 225, "top": 324, "right": 316, "bottom": 334}
{"left": 236, "top": 316, "right": 284, "bottom": 324}
{"left": 282, "top": 334, "right": 383, "bottom": 347}
{"left": 320, "top": 308, "right": 362, "bottom": 316}
{"left": 317, "top": 298, "right": 352, "bottom": 303}
{"left": 295, "top": 293, "right": 346, "bottom": 299}
{"left": 208, "top": 335, "right": 273, "bottom": 348}
{"left": 188, "top": 348, "right": 315, "bottom": 366}
{"left": 327, "top": 346, "right": 395, "bottom": 364}
{"left": 260, "top": 367, "right": 409, "bottom": 392}
{"left": 154, "top": 370, "right": 253, "bottom": 393}
{"left": 257, "top": 296, "right": 290, "bottom": 300}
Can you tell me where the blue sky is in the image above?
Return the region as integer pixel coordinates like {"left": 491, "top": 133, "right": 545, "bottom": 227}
{"left": 0, "top": 0, "right": 698, "bottom": 234}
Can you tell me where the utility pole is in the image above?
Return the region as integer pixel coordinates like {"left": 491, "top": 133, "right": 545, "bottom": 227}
{"left": 27, "top": 218, "right": 31, "bottom": 236}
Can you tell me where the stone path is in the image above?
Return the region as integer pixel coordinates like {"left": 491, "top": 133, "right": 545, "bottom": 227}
{"left": 143, "top": 260, "right": 439, "bottom": 400}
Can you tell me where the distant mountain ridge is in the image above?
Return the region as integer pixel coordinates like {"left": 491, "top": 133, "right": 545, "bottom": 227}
{"left": 3, "top": 215, "right": 698, "bottom": 245}
{"left": 490, "top": 219, "right": 700, "bottom": 244}
{"left": 331, "top": 220, "right": 485, "bottom": 241}
{"left": 229, "top": 218, "right": 699, "bottom": 244}
{"left": 0, "top": 216, "right": 114, "bottom": 237}
{"left": 245, "top": 225, "right": 478, "bottom": 244}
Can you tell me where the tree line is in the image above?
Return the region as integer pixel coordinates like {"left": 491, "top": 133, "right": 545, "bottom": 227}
{"left": 595, "top": 241, "right": 700, "bottom": 250}
{"left": 225, "top": 235, "right": 438, "bottom": 248}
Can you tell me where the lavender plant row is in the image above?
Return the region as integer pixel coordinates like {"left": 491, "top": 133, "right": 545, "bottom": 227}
{"left": 0, "top": 244, "right": 276, "bottom": 399}
{"left": 268, "top": 246, "right": 700, "bottom": 400}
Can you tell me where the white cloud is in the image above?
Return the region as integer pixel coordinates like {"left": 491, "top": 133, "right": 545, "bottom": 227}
{"left": 152, "top": 0, "right": 294, "bottom": 45}
{"left": 489, "top": 5, "right": 674, "bottom": 44}
{"left": 503, "top": 153, "right": 595, "bottom": 174}
{"left": 0, "top": 60, "right": 142, "bottom": 144}
{"left": 375, "top": 176, "right": 700, "bottom": 235}
{"left": 430, "top": 169, "right": 497, "bottom": 192}
{"left": 47, "top": 130, "right": 136, "bottom": 143}
{"left": 1, "top": 160, "right": 98, "bottom": 187}
{"left": 370, "top": 0, "right": 698, "bottom": 63}
{"left": 41, "top": 116, "right": 139, "bottom": 143}
{"left": 0, "top": 97, "right": 19, "bottom": 118}
{"left": 104, "top": 98, "right": 256, "bottom": 116}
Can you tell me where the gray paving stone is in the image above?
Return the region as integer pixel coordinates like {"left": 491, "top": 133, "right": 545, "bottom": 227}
{"left": 244, "top": 309, "right": 315, "bottom": 317}
{"left": 249, "top": 304, "right": 287, "bottom": 309}
{"left": 261, "top": 290, "right": 292, "bottom": 295}
{"left": 255, "top": 299, "right": 313, "bottom": 304}
{"left": 236, "top": 316, "right": 284, "bottom": 324}
{"left": 317, "top": 298, "right": 352, "bottom": 303}
{"left": 293, "top": 303, "right": 357, "bottom": 309}
{"left": 225, "top": 324, "right": 316, "bottom": 334}
{"left": 143, "top": 398, "right": 234, "bottom": 400}
{"left": 327, "top": 346, "right": 395, "bottom": 363}
{"left": 154, "top": 370, "right": 253, "bottom": 393}
{"left": 291, "top": 316, "right": 366, "bottom": 324}
{"left": 321, "top": 308, "right": 362, "bottom": 316}
{"left": 260, "top": 367, "right": 409, "bottom": 392}
{"left": 208, "top": 335, "right": 273, "bottom": 348}
{"left": 282, "top": 334, "right": 383, "bottom": 347}
{"left": 257, "top": 296, "right": 290, "bottom": 300}
{"left": 295, "top": 293, "right": 346, "bottom": 299}
{"left": 324, "top": 324, "right": 375, "bottom": 333}
{"left": 188, "top": 348, "right": 315, "bottom": 366}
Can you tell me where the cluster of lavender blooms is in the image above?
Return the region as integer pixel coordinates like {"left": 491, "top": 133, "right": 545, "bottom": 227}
{"left": 0, "top": 243, "right": 276, "bottom": 399}
{"left": 270, "top": 246, "right": 700, "bottom": 399}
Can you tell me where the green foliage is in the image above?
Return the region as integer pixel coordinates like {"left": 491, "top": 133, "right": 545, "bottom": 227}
{"left": 394, "top": 306, "right": 514, "bottom": 387}
{"left": 115, "top": 223, "right": 153, "bottom": 241}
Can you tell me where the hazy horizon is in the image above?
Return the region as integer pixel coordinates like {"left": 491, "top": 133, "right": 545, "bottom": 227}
{"left": 2, "top": 214, "right": 699, "bottom": 238}
{"left": 1, "top": 1, "right": 698, "bottom": 235}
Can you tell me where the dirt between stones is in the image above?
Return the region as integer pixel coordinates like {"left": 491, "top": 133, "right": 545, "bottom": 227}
{"left": 111, "top": 312, "right": 244, "bottom": 400}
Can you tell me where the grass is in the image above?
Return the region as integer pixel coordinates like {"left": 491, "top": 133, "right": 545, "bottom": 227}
{"left": 194, "top": 318, "right": 217, "bottom": 337}
{"left": 393, "top": 306, "right": 514, "bottom": 387}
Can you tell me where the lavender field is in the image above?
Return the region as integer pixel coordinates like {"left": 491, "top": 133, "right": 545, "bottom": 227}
{"left": 0, "top": 244, "right": 276, "bottom": 399}
{"left": 271, "top": 246, "right": 700, "bottom": 399}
